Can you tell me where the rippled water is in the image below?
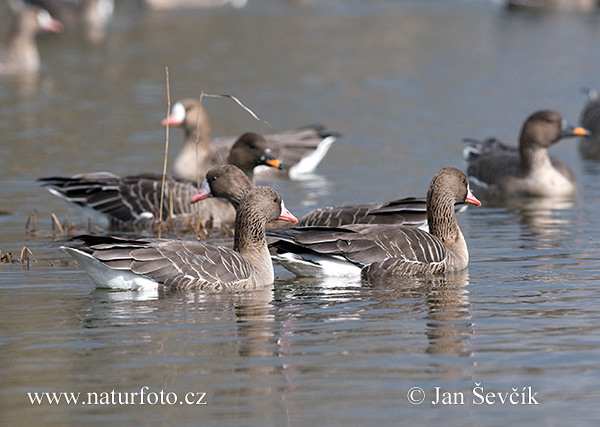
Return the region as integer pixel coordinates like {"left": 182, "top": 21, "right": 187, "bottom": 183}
{"left": 2, "top": 1, "right": 600, "bottom": 425}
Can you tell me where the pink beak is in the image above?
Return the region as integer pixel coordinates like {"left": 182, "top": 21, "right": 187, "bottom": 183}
{"left": 279, "top": 202, "right": 298, "bottom": 223}
{"left": 190, "top": 180, "right": 211, "bottom": 204}
{"left": 465, "top": 189, "right": 482, "bottom": 207}
{"left": 161, "top": 115, "right": 182, "bottom": 127}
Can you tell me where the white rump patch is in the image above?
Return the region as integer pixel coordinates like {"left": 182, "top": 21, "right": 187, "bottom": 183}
{"left": 63, "top": 247, "right": 158, "bottom": 291}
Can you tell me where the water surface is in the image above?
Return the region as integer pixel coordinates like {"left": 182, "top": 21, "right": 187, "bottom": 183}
{"left": 2, "top": 1, "right": 600, "bottom": 425}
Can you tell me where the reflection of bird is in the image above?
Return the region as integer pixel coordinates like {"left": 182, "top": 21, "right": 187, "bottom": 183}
{"left": 463, "top": 110, "right": 589, "bottom": 199}
{"left": 578, "top": 88, "right": 600, "bottom": 158}
{"left": 63, "top": 186, "right": 298, "bottom": 291}
{"left": 163, "top": 98, "right": 338, "bottom": 181}
{"left": 0, "top": 2, "right": 63, "bottom": 74}
{"left": 506, "top": 0, "right": 599, "bottom": 11}
{"left": 194, "top": 164, "right": 467, "bottom": 231}
{"left": 39, "top": 132, "right": 282, "bottom": 231}
{"left": 267, "top": 168, "right": 481, "bottom": 279}
{"left": 142, "top": 0, "right": 248, "bottom": 10}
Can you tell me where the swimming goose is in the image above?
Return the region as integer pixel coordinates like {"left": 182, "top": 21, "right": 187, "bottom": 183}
{"left": 0, "top": 2, "right": 63, "bottom": 74}
{"left": 25, "top": 0, "right": 113, "bottom": 33}
{"left": 162, "top": 98, "right": 338, "bottom": 181}
{"left": 192, "top": 164, "right": 464, "bottom": 231}
{"left": 578, "top": 88, "right": 600, "bottom": 158}
{"left": 463, "top": 110, "right": 589, "bottom": 199}
{"left": 267, "top": 167, "right": 481, "bottom": 279}
{"left": 39, "top": 132, "right": 282, "bottom": 230}
{"left": 63, "top": 186, "right": 298, "bottom": 291}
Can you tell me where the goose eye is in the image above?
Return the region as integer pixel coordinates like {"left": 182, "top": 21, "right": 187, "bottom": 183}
{"left": 211, "top": 176, "right": 218, "bottom": 181}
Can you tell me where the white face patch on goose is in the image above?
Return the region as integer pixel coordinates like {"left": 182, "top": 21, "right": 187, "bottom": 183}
{"left": 171, "top": 102, "right": 186, "bottom": 123}
{"left": 37, "top": 9, "right": 53, "bottom": 28}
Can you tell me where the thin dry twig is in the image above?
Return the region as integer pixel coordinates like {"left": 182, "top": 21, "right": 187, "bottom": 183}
{"left": 51, "top": 213, "right": 64, "bottom": 235}
{"left": 201, "top": 93, "right": 271, "bottom": 127}
{"left": 158, "top": 66, "right": 171, "bottom": 239}
{"left": 19, "top": 246, "right": 36, "bottom": 266}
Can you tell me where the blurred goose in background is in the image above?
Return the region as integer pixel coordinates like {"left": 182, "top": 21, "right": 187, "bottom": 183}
{"left": 39, "top": 132, "right": 282, "bottom": 232}
{"left": 506, "top": 0, "right": 599, "bottom": 11}
{"left": 0, "top": 1, "right": 63, "bottom": 74}
{"left": 142, "top": 0, "right": 247, "bottom": 10}
{"left": 578, "top": 88, "right": 600, "bottom": 158}
{"left": 25, "top": 0, "right": 114, "bottom": 41}
{"left": 193, "top": 164, "right": 466, "bottom": 231}
{"left": 62, "top": 186, "right": 298, "bottom": 292}
{"left": 162, "top": 98, "right": 339, "bottom": 181}
{"left": 266, "top": 168, "right": 481, "bottom": 279}
{"left": 463, "top": 110, "right": 589, "bottom": 199}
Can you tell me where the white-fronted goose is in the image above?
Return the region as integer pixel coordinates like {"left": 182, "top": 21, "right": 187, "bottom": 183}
{"left": 63, "top": 186, "right": 298, "bottom": 291}
{"left": 463, "top": 110, "right": 589, "bottom": 199}
{"left": 266, "top": 168, "right": 481, "bottom": 279}
{"left": 0, "top": 2, "right": 63, "bottom": 74}
{"left": 578, "top": 88, "right": 600, "bottom": 158}
{"left": 39, "top": 132, "right": 282, "bottom": 231}
{"left": 192, "top": 164, "right": 468, "bottom": 230}
{"left": 162, "top": 98, "right": 338, "bottom": 181}
{"left": 26, "top": 0, "right": 113, "bottom": 39}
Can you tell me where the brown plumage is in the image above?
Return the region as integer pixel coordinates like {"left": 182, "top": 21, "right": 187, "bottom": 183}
{"left": 463, "top": 110, "right": 589, "bottom": 199}
{"left": 39, "top": 132, "right": 281, "bottom": 231}
{"left": 0, "top": 3, "right": 63, "bottom": 74}
{"left": 163, "top": 98, "right": 338, "bottom": 181}
{"left": 193, "top": 164, "right": 447, "bottom": 230}
{"left": 267, "top": 167, "right": 481, "bottom": 279}
{"left": 62, "top": 186, "right": 298, "bottom": 291}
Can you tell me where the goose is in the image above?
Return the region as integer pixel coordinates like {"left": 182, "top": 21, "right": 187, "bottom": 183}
{"left": 463, "top": 110, "right": 589, "bottom": 199}
{"left": 192, "top": 164, "right": 462, "bottom": 231}
{"left": 0, "top": 2, "right": 63, "bottom": 74}
{"left": 162, "top": 98, "right": 338, "bottom": 181}
{"left": 25, "top": 0, "right": 114, "bottom": 33}
{"left": 578, "top": 88, "right": 600, "bottom": 158}
{"left": 62, "top": 186, "right": 298, "bottom": 291}
{"left": 266, "top": 167, "right": 481, "bottom": 279}
{"left": 38, "top": 132, "right": 282, "bottom": 230}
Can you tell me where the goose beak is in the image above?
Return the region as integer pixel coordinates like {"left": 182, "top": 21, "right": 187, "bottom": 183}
{"left": 571, "top": 126, "right": 591, "bottom": 137}
{"left": 561, "top": 120, "right": 591, "bottom": 138}
{"left": 260, "top": 149, "right": 284, "bottom": 170}
{"left": 279, "top": 201, "right": 298, "bottom": 223}
{"left": 190, "top": 179, "right": 212, "bottom": 204}
{"left": 264, "top": 157, "right": 284, "bottom": 170}
{"left": 161, "top": 115, "right": 182, "bottom": 127}
{"left": 465, "top": 189, "right": 482, "bottom": 207}
{"left": 161, "top": 103, "right": 185, "bottom": 126}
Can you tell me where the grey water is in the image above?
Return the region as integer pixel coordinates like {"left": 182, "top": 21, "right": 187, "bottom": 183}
{"left": 2, "top": 0, "right": 600, "bottom": 425}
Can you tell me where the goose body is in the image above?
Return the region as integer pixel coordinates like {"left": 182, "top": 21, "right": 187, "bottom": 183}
{"left": 463, "top": 110, "right": 589, "bottom": 199}
{"left": 266, "top": 168, "right": 481, "bottom": 279}
{"left": 0, "top": 3, "right": 63, "bottom": 74}
{"left": 39, "top": 132, "right": 281, "bottom": 231}
{"left": 163, "top": 98, "right": 338, "bottom": 181}
{"left": 63, "top": 186, "right": 298, "bottom": 291}
{"left": 578, "top": 89, "right": 600, "bottom": 158}
{"left": 193, "top": 164, "right": 469, "bottom": 233}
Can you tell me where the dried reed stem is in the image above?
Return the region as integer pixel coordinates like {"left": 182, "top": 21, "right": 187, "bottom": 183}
{"left": 158, "top": 66, "right": 171, "bottom": 239}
